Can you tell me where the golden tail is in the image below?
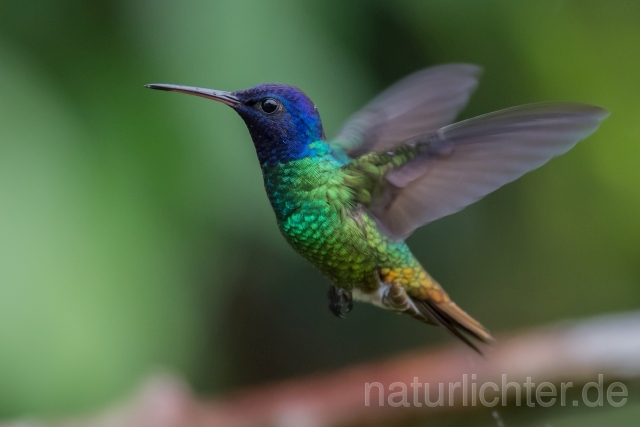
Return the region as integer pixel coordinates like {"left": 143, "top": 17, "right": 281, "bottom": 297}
{"left": 409, "top": 275, "right": 494, "bottom": 354}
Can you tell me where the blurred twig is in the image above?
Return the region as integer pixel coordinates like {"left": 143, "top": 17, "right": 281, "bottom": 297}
{"left": 4, "top": 311, "right": 640, "bottom": 427}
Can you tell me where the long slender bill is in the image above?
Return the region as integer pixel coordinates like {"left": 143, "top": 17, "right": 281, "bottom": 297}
{"left": 145, "top": 84, "right": 240, "bottom": 107}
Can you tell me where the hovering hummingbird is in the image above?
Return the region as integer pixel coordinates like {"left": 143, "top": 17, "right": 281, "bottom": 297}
{"left": 146, "top": 64, "right": 607, "bottom": 352}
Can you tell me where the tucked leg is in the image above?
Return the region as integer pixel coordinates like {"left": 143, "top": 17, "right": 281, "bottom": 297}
{"left": 383, "top": 282, "right": 422, "bottom": 317}
{"left": 328, "top": 285, "right": 353, "bottom": 318}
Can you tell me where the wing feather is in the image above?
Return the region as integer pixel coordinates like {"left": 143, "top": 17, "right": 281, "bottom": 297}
{"left": 376, "top": 103, "right": 609, "bottom": 239}
{"left": 333, "top": 64, "right": 481, "bottom": 157}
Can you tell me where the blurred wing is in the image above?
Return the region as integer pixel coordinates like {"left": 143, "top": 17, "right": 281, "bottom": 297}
{"left": 332, "top": 64, "right": 482, "bottom": 157}
{"left": 376, "top": 103, "right": 609, "bottom": 239}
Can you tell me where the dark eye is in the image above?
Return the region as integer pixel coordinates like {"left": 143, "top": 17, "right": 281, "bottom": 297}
{"left": 260, "top": 98, "right": 280, "bottom": 114}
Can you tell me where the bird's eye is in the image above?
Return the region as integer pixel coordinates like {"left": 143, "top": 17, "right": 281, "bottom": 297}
{"left": 260, "top": 98, "right": 280, "bottom": 114}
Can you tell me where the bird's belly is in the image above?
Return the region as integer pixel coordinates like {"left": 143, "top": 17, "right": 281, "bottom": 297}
{"left": 278, "top": 203, "right": 378, "bottom": 287}
{"left": 351, "top": 286, "right": 388, "bottom": 309}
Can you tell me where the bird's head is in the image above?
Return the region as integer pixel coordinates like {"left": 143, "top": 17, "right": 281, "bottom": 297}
{"left": 146, "top": 83, "right": 325, "bottom": 166}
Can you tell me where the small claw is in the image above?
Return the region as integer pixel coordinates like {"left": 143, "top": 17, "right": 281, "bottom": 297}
{"left": 327, "top": 286, "right": 353, "bottom": 318}
{"left": 328, "top": 285, "right": 344, "bottom": 318}
{"left": 344, "top": 292, "right": 354, "bottom": 313}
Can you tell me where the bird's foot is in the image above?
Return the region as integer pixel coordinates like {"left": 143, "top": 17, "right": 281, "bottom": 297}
{"left": 328, "top": 285, "right": 353, "bottom": 318}
{"left": 382, "top": 282, "right": 422, "bottom": 317}
{"left": 383, "top": 282, "right": 412, "bottom": 311}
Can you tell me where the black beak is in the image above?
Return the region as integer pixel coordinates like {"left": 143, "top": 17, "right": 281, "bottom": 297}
{"left": 145, "top": 84, "right": 240, "bottom": 107}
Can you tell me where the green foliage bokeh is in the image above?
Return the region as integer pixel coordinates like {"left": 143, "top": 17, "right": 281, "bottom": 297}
{"left": 0, "top": 0, "right": 638, "bottom": 424}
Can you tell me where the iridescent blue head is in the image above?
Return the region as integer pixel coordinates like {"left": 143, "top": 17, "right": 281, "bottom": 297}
{"left": 145, "top": 82, "right": 325, "bottom": 166}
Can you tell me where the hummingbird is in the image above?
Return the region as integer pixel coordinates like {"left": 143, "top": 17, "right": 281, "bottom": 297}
{"left": 146, "top": 64, "right": 607, "bottom": 352}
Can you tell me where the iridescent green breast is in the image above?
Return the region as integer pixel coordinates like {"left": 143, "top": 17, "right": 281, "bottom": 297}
{"left": 261, "top": 144, "right": 416, "bottom": 289}
{"left": 262, "top": 154, "right": 370, "bottom": 286}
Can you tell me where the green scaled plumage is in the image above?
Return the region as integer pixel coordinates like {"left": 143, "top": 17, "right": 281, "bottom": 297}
{"left": 263, "top": 141, "right": 415, "bottom": 290}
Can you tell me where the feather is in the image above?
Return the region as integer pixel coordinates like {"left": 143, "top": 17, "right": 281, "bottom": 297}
{"left": 332, "top": 64, "right": 481, "bottom": 157}
{"left": 375, "top": 103, "right": 609, "bottom": 239}
{"left": 413, "top": 299, "right": 490, "bottom": 354}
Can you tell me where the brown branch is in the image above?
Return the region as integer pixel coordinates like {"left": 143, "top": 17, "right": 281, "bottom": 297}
{"left": 6, "top": 311, "right": 640, "bottom": 427}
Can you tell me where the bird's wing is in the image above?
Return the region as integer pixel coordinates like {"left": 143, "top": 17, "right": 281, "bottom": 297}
{"left": 372, "top": 103, "right": 609, "bottom": 240}
{"left": 331, "top": 64, "right": 481, "bottom": 158}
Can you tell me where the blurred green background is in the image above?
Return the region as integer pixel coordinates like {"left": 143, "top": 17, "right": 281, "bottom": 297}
{"left": 0, "top": 0, "right": 638, "bottom": 425}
